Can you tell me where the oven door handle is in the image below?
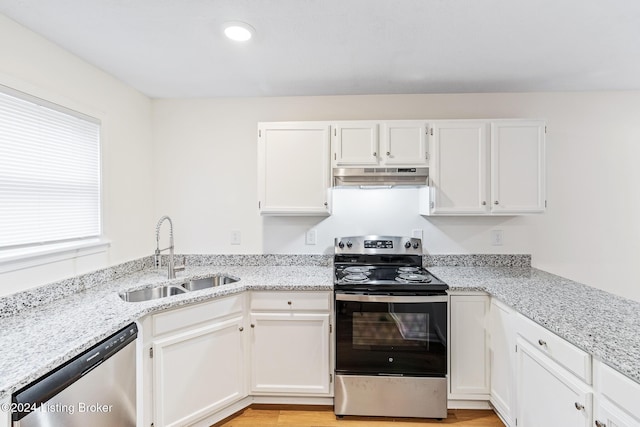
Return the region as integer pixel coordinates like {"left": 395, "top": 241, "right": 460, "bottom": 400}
{"left": 335, "top": 294, "right": 448, "bottom": 303}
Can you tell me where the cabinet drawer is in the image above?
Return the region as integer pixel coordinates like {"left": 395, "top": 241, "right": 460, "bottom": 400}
{"left": 250, "top": 291, "right": 330, "bottom": 311}
{"left": 516, "top": 313, "right": 592, "bottom": 384}
{"left": 153, "top": 294, "right": 245, "bottom": 336}
{"left": 595, "top": 359, "right": 640, "bottom": 420}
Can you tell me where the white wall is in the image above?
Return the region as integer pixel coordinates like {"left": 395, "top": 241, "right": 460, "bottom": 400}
{"left": 0, "top": 15, "right": 155, "bottom": 295}
{"left": 152, "top": 92, "right": 640, "bottom": 301}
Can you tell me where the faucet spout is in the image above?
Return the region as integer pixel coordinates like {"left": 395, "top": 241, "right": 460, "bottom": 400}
{"left": 155, "top": 215, "right": 183, "bottom": 279}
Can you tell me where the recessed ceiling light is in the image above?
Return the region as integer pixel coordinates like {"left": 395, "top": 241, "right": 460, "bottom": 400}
{"left": 223, "top": 22, "right": 255, "bottom": 42}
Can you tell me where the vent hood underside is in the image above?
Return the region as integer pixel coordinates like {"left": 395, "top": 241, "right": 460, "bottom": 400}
{"left": 332, "top": 167, "right": 428, "bottom": 187}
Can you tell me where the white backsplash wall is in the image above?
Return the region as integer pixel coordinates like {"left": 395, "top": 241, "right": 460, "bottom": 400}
{"left": 262, "top": 188, "right": 533, "bottom": 254}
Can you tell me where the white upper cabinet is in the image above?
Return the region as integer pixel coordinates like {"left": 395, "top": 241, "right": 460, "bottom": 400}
{"left": 380, "top": 121, "right": 429, "bottom": 165}
{"left": 332, "top": 121, "right": 379, "bottom": 166}
{"left": 258, "top": 122, "right": 331, "bottom": 215}
{"left": 332, "top": 120, "right": 428, "bottom": 167}
{"left": 491, "top": 120, "right": 546, "bottom": 214}
{"left": 427, "top": 120, "right": 490, "bottom": 215}
{"left": 421, "top": 119, "right": 546, "bottom": 216}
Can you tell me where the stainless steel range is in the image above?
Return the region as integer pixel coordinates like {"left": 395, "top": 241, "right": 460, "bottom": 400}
{"left": 333, "top": 236, "right": 449, "bottom": 419}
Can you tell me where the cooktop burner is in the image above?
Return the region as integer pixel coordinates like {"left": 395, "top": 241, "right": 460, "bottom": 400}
{"left": 396, "top": 273, "right": 431, "bottom": 283}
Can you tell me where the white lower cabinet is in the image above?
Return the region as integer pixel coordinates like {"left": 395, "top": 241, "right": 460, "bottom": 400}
{"left": 593, "top": 359, "right": 640, "bottom": 427}
{"left": 143, "top": 294, "right": 247, "bottom": 427}
{"left": 449, "top": 293, "right": 490, "bottom": 401}
{"left": 488, "top": 298, "right": 516, "bottom": 426}
{"left": 515, "top": 311, "right": 593, "bottom": 427}
{"left": 516, "top": 337, "right": 592, "bottom": 426}
{"left": 249, "top": 291, "right": 332, "bottom": 396}
{"left": 153, "top": 317, "right": 245, "bottom": 427}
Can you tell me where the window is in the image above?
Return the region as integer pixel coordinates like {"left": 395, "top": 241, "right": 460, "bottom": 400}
{"left": 0, "top": 85, "right": 102, "bottom": 254}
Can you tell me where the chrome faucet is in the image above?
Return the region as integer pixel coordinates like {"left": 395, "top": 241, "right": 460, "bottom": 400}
{"left": 154, "top": 215, "right": 184, "bottom": 279}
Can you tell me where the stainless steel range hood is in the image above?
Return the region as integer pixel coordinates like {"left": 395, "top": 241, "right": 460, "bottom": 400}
{"left": 332, "top": 167, "right": 428, "bottom": 188}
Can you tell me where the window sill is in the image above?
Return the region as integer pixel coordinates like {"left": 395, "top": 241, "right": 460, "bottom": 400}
{"left": 0, "top": 238, "right": 111, "bottom": 274}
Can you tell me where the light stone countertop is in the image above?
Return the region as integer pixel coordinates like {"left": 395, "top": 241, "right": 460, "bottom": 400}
{"left": 2, "top": 259, "right": 640, "bottom": 402}
{"left": 0, "top": 264, "right": 332, "bottom": 399}
{"left": 429, "top": 266, "right": 640, "bottom": 386}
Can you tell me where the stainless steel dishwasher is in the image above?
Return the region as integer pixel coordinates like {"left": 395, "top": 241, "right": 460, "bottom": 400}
{"left": 11, "top": 323, "right": 138, "bottom": 427}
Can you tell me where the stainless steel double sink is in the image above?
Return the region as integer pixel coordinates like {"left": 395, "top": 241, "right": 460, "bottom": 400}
{"left": 119, "top": 275, "right": 238, "bottom": 302}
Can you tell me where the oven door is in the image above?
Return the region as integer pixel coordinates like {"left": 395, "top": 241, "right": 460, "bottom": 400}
{"left": 335, "top": 293, "right": 447, "bottom": 377}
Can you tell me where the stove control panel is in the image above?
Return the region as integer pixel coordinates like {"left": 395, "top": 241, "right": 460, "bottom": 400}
{"left": 335, "top": 235, "right": 422, "bottom": 255}
{"left": 364, "top": 239, "right": 393, "bottom": 249}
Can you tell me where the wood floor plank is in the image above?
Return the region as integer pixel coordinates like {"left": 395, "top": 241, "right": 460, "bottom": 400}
{"left": 213, "top": 406, "right": 504, "bottom": 427}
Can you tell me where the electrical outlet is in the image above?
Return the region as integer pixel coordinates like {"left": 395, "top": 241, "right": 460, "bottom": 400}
{"left": 412, "top": 229, "right": 423, "bottom": 240}
{"left": 305, "top": 230, "right": 317, "bottom": 245}
{"left": 490, "top": 230, "right": 503, "bottom": 246}
{"left": 231, "top": 230, "right": 241, "bottom": 245}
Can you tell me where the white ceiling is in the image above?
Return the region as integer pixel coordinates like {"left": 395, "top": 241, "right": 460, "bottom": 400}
{"left": 2, "top": 0, "right": 640, "bottom": 98}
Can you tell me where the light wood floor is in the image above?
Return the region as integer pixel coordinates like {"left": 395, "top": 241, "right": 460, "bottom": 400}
{"left": 213, "top": 405, "right": 504, "bottom": 426}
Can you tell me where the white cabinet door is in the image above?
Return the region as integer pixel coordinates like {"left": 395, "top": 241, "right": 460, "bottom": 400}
{"left": 429, "top": 121, "right": 489, "bottom": 214}
{"left": 595, "top": 398, "right": 640, "bottom": 427}
{"left": 449, "top": 294, "right": 490, "bottom": 398}
{"left": 516, "top": 337, "right": 592, "bottom": 427}
{"left": 332, "top": 121, "right": 427, "bottom": 167}
{"left": 380, "top": 121, "right": 428, "bottom": 165}
{"left": 153, "top": 316, "right": 245, "bottom": 427}
{"left": 250, "top": 312, "right": 331, "bottom": 395}
{"left": 258, "top": 122, "right": 331, "bottom": 215}
{"left": 332, "top": 121, "right": 379, "bottom": 166}
{"left": 489, "top": 298, "right": 516, "bottom": 426}
{"left": 594, "top": 359, "right": 640, "bottom": 427}
{"left": 490, "top": 120, "right": 546, "bottom": 213}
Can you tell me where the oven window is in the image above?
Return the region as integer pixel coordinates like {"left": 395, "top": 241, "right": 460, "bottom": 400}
{"left": 353, "top": 310, "right": 429, "bottom": 349}
{"left": 336, "top": 299, "right": 447, "bottom": 377}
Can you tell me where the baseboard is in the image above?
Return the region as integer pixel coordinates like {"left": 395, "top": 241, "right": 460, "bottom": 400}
{"left": 192, "top": 397, "right": 253, "bottom": 427}
{"left": 447, "top": 399, "right": 492, "bottom": 410}
{"left": 251, "top": 396, "right": 334, "bottom": 406}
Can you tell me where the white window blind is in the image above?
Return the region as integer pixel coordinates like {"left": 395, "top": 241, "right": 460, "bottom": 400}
{"left": 0, "top": 86, "right": 101, "bottom": 250}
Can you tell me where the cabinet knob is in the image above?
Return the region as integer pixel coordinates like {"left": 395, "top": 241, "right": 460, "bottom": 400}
{"left": 482, "top": 201, "right": 486, "bottom": 206}
{"left": 538, "top": 339, "right": 547, "bottom": 346}
{"left": 250, "top": 324, "right": 255, "bottom": 328}
{"left": 574, "top": 402, "right": 584, "bottom": 411}
{"left": 386, "top": 151, "right": 391, "bottom": 156}
{"left": 324, "top": 202, "right": 328, "bottom": 207}
{"left": 373, "top": 152, "right": 377, "bottom": 157}
{"left": 287, "top": 301, "right": 292, "bottom": 305}
{"left": 239, "top": 326, "right": 244, "bottom": 332}
{"left": 494, "top": 201, "right": 499, "bottom": 205}
{"left": 595, "top": 420, "right": 606, "bottom": 427}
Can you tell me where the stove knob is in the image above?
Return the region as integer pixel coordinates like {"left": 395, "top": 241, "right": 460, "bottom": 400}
{"left": 413, "top": 242, "right": 420, "bottom": 249}
{"left": 404, "top": 241, "right": 411, "bottom": 249}
{"left": 346, "top": 241, "right": 353, "bottom": 248}
{"left": 338, "top": 241, "right": 344, "bottom": 249}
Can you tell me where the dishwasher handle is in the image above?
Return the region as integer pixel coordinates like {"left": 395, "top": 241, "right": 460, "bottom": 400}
{"left": 11, "top": 323, "right": 137, "bottom": 421}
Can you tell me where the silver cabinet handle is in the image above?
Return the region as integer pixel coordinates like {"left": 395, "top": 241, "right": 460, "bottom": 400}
{"left": 574, "top": 402, "right": 584, "bottom": 411}
{"left": 595, "top": 421, "right": 606, "bottom": 427}
{"left": 538, "top": 339, "right": 547, "bottom": 346}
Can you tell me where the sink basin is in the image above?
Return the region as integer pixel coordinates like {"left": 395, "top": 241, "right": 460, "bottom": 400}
{"left": 119, "top": 285, "right": 187, "bottom": 302}
{"left": 180, "top": 275, "right": 239, "bottom": 291}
